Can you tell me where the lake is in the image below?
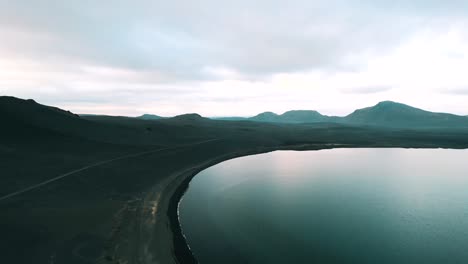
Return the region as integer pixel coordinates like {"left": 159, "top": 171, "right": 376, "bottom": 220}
{"left": 179, "top": 149, "right": 468, "bottom": 264}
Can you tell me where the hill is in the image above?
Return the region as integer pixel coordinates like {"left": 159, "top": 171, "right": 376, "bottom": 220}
{"left": 137, "top": 114, "right": 164, "bottom": 120}
{"left": 250, "top": 111, "right": 280, "bottom": 122}
{"left": 0, "top": 96, "right": 198, "bottom": 146}
{"left": 220, "top": 101, "right": 468, "bottom": 128}
{"left": 249, "top": 110, "right": 330, "bottom": 123}
{"left": 343, "top": 101, "right": 468, "bottom": 128}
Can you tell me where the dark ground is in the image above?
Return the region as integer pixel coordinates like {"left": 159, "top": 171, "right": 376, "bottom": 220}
{"left": 1, "top": 96, "right": 468, "bottom": 264}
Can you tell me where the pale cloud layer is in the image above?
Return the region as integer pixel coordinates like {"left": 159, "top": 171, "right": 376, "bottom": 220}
{"left": 1, "top": 0, "right": 468, "bottom": 116}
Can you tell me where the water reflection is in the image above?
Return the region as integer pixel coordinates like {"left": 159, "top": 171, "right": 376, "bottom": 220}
{"left": 180, "top": 149, "right": 468, "bottom": 264}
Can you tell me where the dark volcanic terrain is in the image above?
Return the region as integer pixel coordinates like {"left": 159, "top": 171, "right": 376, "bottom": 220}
{"left": 1, "top": 96, "right": 468, "bottom": 264}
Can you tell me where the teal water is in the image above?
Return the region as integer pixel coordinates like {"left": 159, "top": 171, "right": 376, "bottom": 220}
{"left": 179, "top": 149, "right": 468, "bottom": 264}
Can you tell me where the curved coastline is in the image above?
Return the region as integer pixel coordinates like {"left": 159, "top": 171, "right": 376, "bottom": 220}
{"left": 132, "top": 142, "right": 462, "bottom": 264}
{"left": 168, "top": 148, "right": 275, "bottom": 264}
{"left": 167, "top": 144, "right": 348, "bottom": 264}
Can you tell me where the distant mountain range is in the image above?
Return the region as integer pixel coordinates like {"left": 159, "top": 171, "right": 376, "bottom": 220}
{"left": 248, "top": 110, "right": 333, "bottom": 123}
{"left": 342, "top": 101, "right": 468, "bottom": 128}
{"left": 2, "top": 96, "right": 468, "bottom": 129}
{"left": 208, "top": 101, "right": 468, "bottom": 128}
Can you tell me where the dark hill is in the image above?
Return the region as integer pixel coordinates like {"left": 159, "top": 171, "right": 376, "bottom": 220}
{"left": 157, "top": 114, "right": 215, "bottom": 133}
{"left": 343, "top": 101, "right": 468, "bottom": 128}
{"left": 165, "top": 113, "right": 212, "bottom": 124}
{"left": 250, "top": 112, "right": 279, "bottom": 122}
{"left": 138, "top": 114, "right": 163, "bottom": 120}
{"left": 0, "top": 96, "right": 85, "bottom": 135}
{"left": 249, "top": 110, "right": 330, "bottom": 123}
{"left": 0, "top": 96, "right": 80, "bottom": 121}
{"left": 225, "top": 101, "right": 468, "bottom": 128}
{"left": 170, "top": 113, "right": 208, "bottom": 122}
{"left": 0, "top": 96, "right": 169, "bottom": 145}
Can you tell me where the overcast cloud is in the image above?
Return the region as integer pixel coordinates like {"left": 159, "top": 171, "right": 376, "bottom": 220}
{"left": 1, "top": 0, "right": 468, "bottom": 116}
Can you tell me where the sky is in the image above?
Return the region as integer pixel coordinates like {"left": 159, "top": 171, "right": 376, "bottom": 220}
{"left": 1, "top": 0, "right": 468, "bottom": 117}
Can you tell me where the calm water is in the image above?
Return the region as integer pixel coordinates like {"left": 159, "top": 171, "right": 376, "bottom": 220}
{"left": 179, "top": 149, "right": 468, "bottom": 264}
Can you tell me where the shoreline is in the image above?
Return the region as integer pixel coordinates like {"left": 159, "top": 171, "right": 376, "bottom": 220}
{"left": 166, "top": 144, "right": 353, "bottom": 264}
{"left": 163, "top": 143, "right": 467, "bottom": 264}
{"left": 167, "top": 147, "right": 278, "bottom": 264}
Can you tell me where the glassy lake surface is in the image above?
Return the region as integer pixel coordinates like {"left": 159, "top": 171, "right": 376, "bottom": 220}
{"left": 179, "top": 149, "right": 468, "bottom": 264}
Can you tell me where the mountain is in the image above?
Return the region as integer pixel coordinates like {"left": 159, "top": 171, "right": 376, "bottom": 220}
{"left": 1, "top": 96, "right": 85, "bottom": 136}
{"left": 164, "top": 113, "right": 212, "bottom": 124}
{"left": 4, "top": 96, "right": 467, "bottom": 132}
{"left": 250, "top": 112, "right": 280, "bottom": 122}
{"left": 172, "top": 113, "right": 204, "bottom": 121}
{"left": 224, "top": 101, "right": 468, "bottom": 128}
{"left": 0, "top": 96, "right": 173, "bottom": 145}
{"left": 343, "top": 101, "right": 468, "bottom": 128}
{"left": 0, "top": 96, "right": 79, "bottom": 120}
{"left": 137, "top": 114, "right": 164, "bottom": 120}
{"left": 249, "top": 110, "right": 330, "bottom": 123}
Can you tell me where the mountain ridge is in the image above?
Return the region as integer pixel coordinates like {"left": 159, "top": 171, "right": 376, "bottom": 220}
{"left": 227, "top": 101, "right": 468, "bottom": 128}
{"left": 343, "top": 101, "right": 468, "bottom": 128}
{"left": 250, "top": 110, "right": 331, "bottom": 123}
{"left": 2, "top": 96, "right": 468, "bottom": 129}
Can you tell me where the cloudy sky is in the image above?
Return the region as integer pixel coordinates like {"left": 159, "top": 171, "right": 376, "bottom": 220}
{"left": 1, "top": 1, "right": 468, "bottom": 116}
